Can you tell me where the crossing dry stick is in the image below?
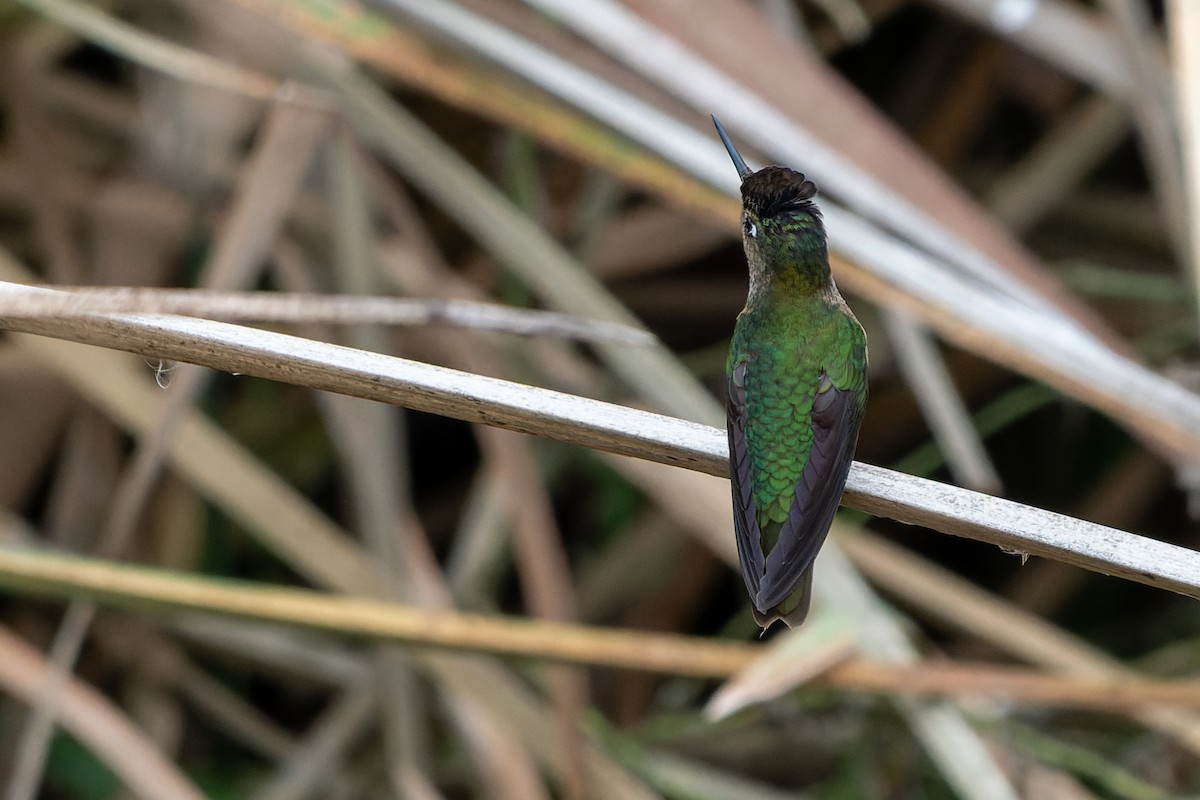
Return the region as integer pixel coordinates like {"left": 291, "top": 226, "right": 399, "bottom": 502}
{"left": 1, "top": 280, "right": 1199, "bottom": 602}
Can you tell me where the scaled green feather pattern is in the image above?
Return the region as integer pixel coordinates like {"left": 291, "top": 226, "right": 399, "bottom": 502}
{"left": 733, "top": 305, "right": 866, "bottom": 536}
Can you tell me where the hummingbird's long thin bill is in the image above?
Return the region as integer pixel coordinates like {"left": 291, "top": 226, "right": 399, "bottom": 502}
{"left": 712, "top": 115, "right": 753, "bottom": 181}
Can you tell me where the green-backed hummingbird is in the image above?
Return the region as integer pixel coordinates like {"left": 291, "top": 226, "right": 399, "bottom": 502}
{"left": 714, "top": 117, "right": 868, "bottom": 629}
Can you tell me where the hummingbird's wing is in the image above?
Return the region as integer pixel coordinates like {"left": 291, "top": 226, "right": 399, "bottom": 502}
{"left": 727, "top": 362, "right": 864, "bottom": 615}
{"left": 756, "top": 374, "right": 863, "bottom": 611}
{"left": 727, "top": 360, "right": 766, "bottom": 596}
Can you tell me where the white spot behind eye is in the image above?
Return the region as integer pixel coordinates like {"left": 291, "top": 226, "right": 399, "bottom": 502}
{"left": 744, "top": 220, "right": 757, "bottom": 239}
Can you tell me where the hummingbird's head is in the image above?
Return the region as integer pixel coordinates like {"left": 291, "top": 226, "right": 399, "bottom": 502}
{"left": 712, "top": 116, "right": 829, "bottom": 293}
{"left": 738, "top": 167, "right": 822, "bottom": 238}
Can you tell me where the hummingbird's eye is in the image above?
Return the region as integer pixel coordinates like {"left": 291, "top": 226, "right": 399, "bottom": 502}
{"left": 743, "top": 218, "right": 758, "bottom": 239}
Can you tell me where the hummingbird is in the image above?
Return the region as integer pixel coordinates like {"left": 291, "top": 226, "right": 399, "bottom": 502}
{"left": 714, "top": 117, "right": 868, "bottom": 629}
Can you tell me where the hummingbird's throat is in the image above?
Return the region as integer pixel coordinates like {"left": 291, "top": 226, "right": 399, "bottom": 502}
{"left": 744, "top": 252, "right": 832, "bottom": 306}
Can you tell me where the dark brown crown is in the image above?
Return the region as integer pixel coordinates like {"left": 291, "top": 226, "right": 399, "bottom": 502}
{"left": 741, "top": 167, "right": 819, "bottom": 221}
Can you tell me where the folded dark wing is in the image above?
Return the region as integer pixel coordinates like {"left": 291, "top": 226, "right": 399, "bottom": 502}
{"left": 726, "top": 360, "right": 765, "bottom": 597}
{"left": 756, "top": 376, "right": 862, "bottom": 611}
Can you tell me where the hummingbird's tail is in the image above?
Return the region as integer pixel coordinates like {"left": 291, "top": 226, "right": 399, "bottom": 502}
{"left": 752, "top": 570, "right": 813, "bottom": 629}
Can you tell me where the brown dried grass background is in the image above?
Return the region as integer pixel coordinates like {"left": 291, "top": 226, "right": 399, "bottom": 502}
{"left": 0, "top": 0, "right": 1198, "bottom": 798}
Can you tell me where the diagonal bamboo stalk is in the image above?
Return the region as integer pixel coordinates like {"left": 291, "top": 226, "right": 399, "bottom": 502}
{"left": 1, "top": 279, "right": 1198, "bottom": 602}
